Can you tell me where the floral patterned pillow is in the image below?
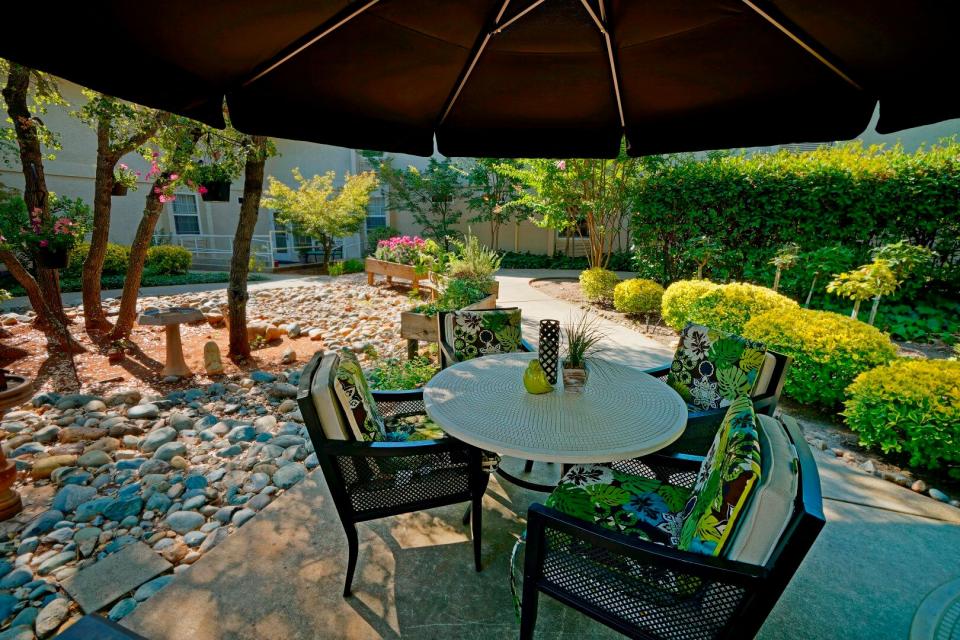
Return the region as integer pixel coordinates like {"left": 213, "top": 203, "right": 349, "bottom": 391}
{"left": 333, "top": 349, "right": 386, "bottom": 441}
{"left": 451, "top": 308, "right": 523, "bottom": 362}
{"left": 666, "top": 323, "right": 767, "bottom": 411}
{"left": 677, "top": 396, "right": 762, "bottom": 557}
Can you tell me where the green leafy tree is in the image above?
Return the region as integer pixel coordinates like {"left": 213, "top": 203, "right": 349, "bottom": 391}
{"left": 867, "top": 240, "right": 937, "bottom": 324}
{"left": 462, "top": 158, "right": 526, "bottom": 250}
{"left": 0, "top": 60, "right": 82, "bottom": 353}
{"left": 376, "top": 156, "right": 463, "bottom": 250}
{"left": 770, "top": 242, "right": 800, "bottom": 292}
{"left": 263, "top": 168, "right": 378, "bottom": 271}
{"left": 109, "top": 116, "right": 209, "bottom": 340}
{"left": 683, "top": 235, "right": 721, "bottom": 279}
{"left": 505, "top": 142, "right": 641, "bottom": 269}
{"left": 827, "top": 259, "right": 898, "bottom": 322}
{"left": 799, "top": 245, "right": 855, "bottom": 307}
{"left": 73, "top": 91, "right": 168, "bottom": 335}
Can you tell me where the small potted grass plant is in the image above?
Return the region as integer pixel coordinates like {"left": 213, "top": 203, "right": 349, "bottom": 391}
{"left": 562, "top": 313, "right": 605, "bottom": 392}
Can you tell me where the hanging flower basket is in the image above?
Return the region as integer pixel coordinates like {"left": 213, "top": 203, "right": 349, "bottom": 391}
{"left": 111, "top": 183, "right": 129, "bottom": 196}
{"left": 200, "top": 180, "right": 231, "bottom": 202}
{"left": 35, "top": 246, "right": 69, "bottom": 269}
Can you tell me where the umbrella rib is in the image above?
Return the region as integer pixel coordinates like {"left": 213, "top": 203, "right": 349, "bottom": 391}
{"left": 740, "top": 0, "right": 862, "bottom": 91}
{"left": 242, "top": 0, "right": 380, "bottom": 88}
{"left": 580, "top": 0, "right": 625, "bottom": 128}
{"left": 437, "top": 0, "right": 513, "bottom": 127}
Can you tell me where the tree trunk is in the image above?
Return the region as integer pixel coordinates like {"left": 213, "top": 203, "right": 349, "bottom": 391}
{"left": 107, "top": 184, "right": 165, "bottom": 341}
{"left": 851, "top": 299, "right": 861, "bottom": 319}
{"left": 0, "top": 250, "right": 82, "bottom": 353}
{"left": 772, "top": 267, "right": 782, "bottom": 292}
{"left": 227, "top": 136, "right": 267, "bottom": 361}
{"left": 804, "top": 274, "right": 819, "bottom": 308}
{"left": 1, "top": 63, "right": 69, "bottom": 327}
{"left": 868, "top": 295, "right": 881, "bottom": 326}
{"left": 322, "top": 237, "right": 333, "bottom": 272}
{"left": 82, "top": 122, "right": 118, "bottom": 335}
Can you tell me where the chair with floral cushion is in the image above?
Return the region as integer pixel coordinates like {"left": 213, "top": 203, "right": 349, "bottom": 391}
{"left": 437, "top": 307, "right": 536, "bottom": 369}
{"left": 515, "top": 397, "right": 824, "bottom": 639}
{"left": 297, "top": 348, "right": 491, "bottom": 596}
{"left": 646, "top": 323, "right": 792, "bottom": 456}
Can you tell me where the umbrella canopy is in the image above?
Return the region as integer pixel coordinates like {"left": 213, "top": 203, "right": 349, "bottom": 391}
{"left": 1, "top": 0, "right": 955, "bottom": 157}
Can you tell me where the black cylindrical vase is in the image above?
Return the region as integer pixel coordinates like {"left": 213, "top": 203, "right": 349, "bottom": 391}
{"left": 538, "top": 319, "right": 560, "bottom": 384}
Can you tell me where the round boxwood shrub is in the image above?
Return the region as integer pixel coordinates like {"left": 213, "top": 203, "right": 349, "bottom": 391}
{"left": 844, "top": 359, "right": 960, "bottom": 478}
{"left": 743, "top": 307, "right": 897, "bottom": 408}
{"left": 688, "top": 282, "right": 798, "bottom": 335}
{"left": 661, "top": 280, "right": 719, "bottom": 330}
{"left": 613, "top": 278, "right": 664, "bottom": 315}
{"left": 66, "top": 242, "right": 130, "bottom": 277}
{"left": 145, "top": 245, "right": 192, "bottom": 275}
{"left": 579, "top": 268, "right": 619, "bottom": 303}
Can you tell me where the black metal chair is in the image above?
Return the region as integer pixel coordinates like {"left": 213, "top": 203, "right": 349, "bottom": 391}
{"left": 297, "top": 350, "right": 491, "bottom": 596}
{"left": 517, "top": 413, "right": 824, "bottom": 639}
{"left": 647, "top": 349, "right": 792, "bottom": 456}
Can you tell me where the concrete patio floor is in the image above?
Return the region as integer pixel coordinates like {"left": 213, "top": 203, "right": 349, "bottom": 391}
{"left": 120, "top": 448, "right": 960, "bottom": 640}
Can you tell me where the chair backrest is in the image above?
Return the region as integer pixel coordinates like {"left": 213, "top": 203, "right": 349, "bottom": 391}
{"left": 438, "top": 307, "right": 523, "bottom": 366}
{"left": 753, "top": 350, "right": 791, "bottom": 414}
{"left": 677, "top": 396, "right": 762, "bottom": 556}
{"left": 302, "top": 350, "right": 385, "bottom": 443}
{"left": 667, "top": 323, "right": 768, "bottom": 412}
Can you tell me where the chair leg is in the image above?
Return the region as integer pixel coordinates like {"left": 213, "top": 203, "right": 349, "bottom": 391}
{"left": 523, "top": 459, "right": 534, "bottom": 473}
{"left": 343, "top": 522, "right": 359, "bottom": 597}
{"left": 519, "top": 581, "right": 540, "bottom": 640}
{"left": 462, "top": 504, "right": 471, "bottom": 525}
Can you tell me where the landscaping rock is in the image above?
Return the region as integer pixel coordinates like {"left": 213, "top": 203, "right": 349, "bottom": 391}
{"left": 128, "top": 403, "right": 160, "bottom": 420}
{"left": 76, "top": 449, "right": 112, "bottom": 467}
{"left": 22, "top": 510, "right": 65, "bottom": 538}
{"left": 51, "top": 485, "right": 97, "bottom": 513}
{"left": 35, "top": 598, "right": 69, "bottom": 638}
{"left": 152, "top": 441, "right": 187, "bottom": 461}
{"left": 203, "top": 341, "right": 224, "bottom": 375}
{"left": 911, "top": 479, "right": 928, "bottom": 493}
{"left": 165, "top": 511, "right": 205, "bottom": 534}
{"left": 929, "top": 488, "right": 950, "bottom": 503}
{"left": 273, "top": 463, "right": 306, "bottom": 489}
{"left": 108, "top": 598, "right": 137, "bottom": 621}
{"left": 140, "top": 427, "right": 177, "bottom": 453}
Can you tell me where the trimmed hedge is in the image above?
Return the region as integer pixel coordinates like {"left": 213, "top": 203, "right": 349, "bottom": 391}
{"left": 843, "top": 359, "right": 960, "bottom": 478}
{"left": 613, "top": 278, "right": 664, "bottom": 315}
{"left": 66, "top": 242, "right": 130, "bottom": 277}
{"left": 661, "top": 280, "right": 719, "bottom": 330}
{"left": 743, "top": 308, "right": 897, "bottom": 408}
{"left": 660, "top": 280, "right": 796, "bottom": 335}
{"left": 146, "top": 245, "right": 192, "bottom": 275}
{"left": 580, "top": 268, "right": 619, "bottom": 303}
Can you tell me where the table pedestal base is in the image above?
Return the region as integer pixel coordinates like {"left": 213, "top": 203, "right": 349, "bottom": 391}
{"left": 496, "top": 463, "right": 571, "bottom": 493}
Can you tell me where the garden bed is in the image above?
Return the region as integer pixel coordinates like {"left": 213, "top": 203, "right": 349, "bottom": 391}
{"left": 399, "top": 292, "right": 498, "bottom": 344}
{"left": 364, "top": 257, "right": 426, "bottom": 288}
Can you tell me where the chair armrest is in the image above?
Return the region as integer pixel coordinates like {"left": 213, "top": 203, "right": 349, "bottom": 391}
{"left": 370, "top": 389, "right": 425, "bottom": 403}
{"left": 520, "top": 338, "right": 536, "bottom": 353}
{"left": 642, "top": 364, "right": 671, "bottom": 378}
{"left": 438, "top": 340, "right": 459, "bottom": 369}
{"left": 526, "top": 503, "right": 766, "bottom": 586}
{"left": 321, "top": 437, "right": 465, "bottom": 458}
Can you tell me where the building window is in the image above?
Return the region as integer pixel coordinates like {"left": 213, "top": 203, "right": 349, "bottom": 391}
{"left": 366, "top": 195, "right": 387, "bottom": 230}
{"left": 557, "top": 220, "right": 590, "bottom": 238}
{"left": 172, "top": 194, "right": 201, "bottom": 235}
{"left": 272, "top": 216, "right": 288, "bottom": 252}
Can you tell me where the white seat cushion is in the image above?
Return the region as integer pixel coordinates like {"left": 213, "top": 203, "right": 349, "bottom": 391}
{"left": 311, "top": 352, "right": 351, "bottom": 441}
{"left": 724, "top": 414, "right": 798, "bottom": 565}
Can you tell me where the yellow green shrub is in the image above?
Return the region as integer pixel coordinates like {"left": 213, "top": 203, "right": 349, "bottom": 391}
{"left": 66, "top": 242, "right": 130, "bottom": 277}
{"left": 688, "top": 282, "right": 798, "bottom": 335}
{"left": 146, "top": 245, "right": 192, "bottom": 275}
{"left": 744, "top": 308, "right": 897, "bottom": 407}
{"left": 579, "top": 268, "right": 619, "bottom": 303}
{"left": 844, "top": 359, "right": 960, "bottom": 477}
{"left": 661, "top": 280, "right": 719, "bottom": 330}
{"left": 613, "top": 278, "right": 664, "bottom": 314}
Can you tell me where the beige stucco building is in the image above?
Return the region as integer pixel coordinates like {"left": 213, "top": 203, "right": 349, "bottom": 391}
{"left": 2, "top": 79, "right": 958, "bottom": 268}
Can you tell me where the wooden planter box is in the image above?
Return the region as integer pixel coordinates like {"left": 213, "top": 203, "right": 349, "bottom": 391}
{"left": 365, "top": 257, "right": 426, "bottom": 288}
{"left": 399, "top": 292, "right": 498, "bottom": 359}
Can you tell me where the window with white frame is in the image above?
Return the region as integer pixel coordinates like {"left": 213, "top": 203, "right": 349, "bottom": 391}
{"left": 366, "top": 195, "right": 387, "bottom": 230}
{"left": 172, "top": 194, "right": 201, "bottom": 235}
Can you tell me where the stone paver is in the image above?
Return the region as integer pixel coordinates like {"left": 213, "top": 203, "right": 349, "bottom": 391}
{"left": 62, "top": 541, "right": 171, "bottom": 613}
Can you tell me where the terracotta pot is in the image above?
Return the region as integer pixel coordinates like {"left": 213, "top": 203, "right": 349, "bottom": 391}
{"left": 0, "top": 371, "right": 30, "bottom": 521}
{"left": 200, "top": 180, "right": 231, "bottom": 202}
{"left": 562, "top": 362, "right": 588, "bottom": 393}
{"left": 111, "top": 183, "right": 129, "bottom": 196}
{"left": 34, "top": 246, "right": 69, "bottom": 269}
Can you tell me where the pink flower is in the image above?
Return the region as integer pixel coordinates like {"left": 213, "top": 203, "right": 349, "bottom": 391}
{"left": 147, "top": 161, "right": 160, "bottom": 179}
{"left": 119, "top": 163, "right": 128, "bottom": 170}
{"left": 555, "top": 160, "right": 566, "bottom": 170}
{"left": 197, "top": 185, "right": 208, "bottom": 195}
{"left": 169, "top": 173, "right": 179, "bottom": 181}
{"left": 159, "top": 194, "right": 175, "bottom": 204}
{"left": 39, "top": 240, "right": 48, "bottom": 247}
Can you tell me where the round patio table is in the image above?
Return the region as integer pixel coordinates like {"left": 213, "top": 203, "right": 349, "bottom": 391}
{"left": 423, "top": 352, "right": 688, "bottom": 491}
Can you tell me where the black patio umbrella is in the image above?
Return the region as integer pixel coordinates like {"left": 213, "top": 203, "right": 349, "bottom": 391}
{"left": 1, "top": 1, "right": 955, "bottom": 157}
